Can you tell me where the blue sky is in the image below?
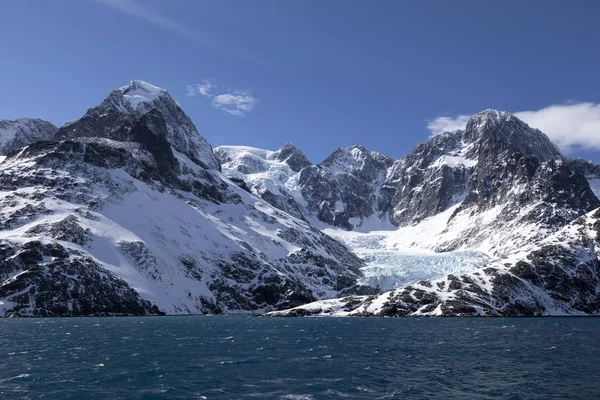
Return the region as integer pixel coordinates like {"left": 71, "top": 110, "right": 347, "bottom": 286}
{"left": 1, "top": 0, "right": 600, "bottom": 162}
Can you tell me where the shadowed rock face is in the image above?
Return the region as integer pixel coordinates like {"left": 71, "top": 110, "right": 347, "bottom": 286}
{"left": 386, "top": 131, "right": 471, "bottom": 226}
{"left": 56, "top": 80, "right": 220, "bottom": 171}
{"left": 0, "top": 241, "right": 163, "bottom": 317}
{"left": 274, "top": 142, "right": 311, "bottom": 172}
{"left": 299, "top": 145, "right": 394, "bottom": 229}
{"left": 0, "top": 118, "right": 57, "bottom": 155}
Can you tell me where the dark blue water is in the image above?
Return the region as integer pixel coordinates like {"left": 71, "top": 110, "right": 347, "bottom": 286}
{"left": 0, "top": 316, "right": 599, "bottom": 399}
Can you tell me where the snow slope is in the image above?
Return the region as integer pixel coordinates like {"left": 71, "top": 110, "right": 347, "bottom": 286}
{"left": 267, "top": 207, "right": 600, "bottom": 317}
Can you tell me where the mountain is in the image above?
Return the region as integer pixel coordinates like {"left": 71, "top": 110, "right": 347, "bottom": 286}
{"left": 0, "top": 118, "right": 57, "bottom": 155}
{"left": 266, "top": 207, "right": 600, "bottom": 317}
{"left": 2, "top": 81, "right": 599, "bottom": 318}
{"left": 222, "top": 110, "right": 598, "bottom": 258}
{"left": 218, "top": 111, "right": 599, "bottom": 295}
{"left": 389, "top": 110, "right": 598, "bottom": 256}
{"left": 56, "top": 80, "right": 220, "bottom": 171}
{"left": 217, "top": 144, "right": 396, "bottom": 230}
{"left": 0, "top": 81, "right": 370, "bottom": 317}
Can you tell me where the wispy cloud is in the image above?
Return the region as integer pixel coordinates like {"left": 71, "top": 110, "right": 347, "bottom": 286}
{"left": 187, "top": 80, "right": 259, "bottom": 117}
{"left": 186, "top": 80, "right": 214, "bottom": 97}
{"left": 96, "top": 0, "right": 269, "bottom": 66}
{"left": 427, "top": 103, "right": 600, "bottom": 154}
{"left": 96, "top": 0, "right": 205, "bottom": 41}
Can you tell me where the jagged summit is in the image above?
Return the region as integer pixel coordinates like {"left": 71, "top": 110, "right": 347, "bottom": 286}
{"left": 321, "top": 145, "right": 392, "bottom": 172}
{"left": 463, "top": 109, "right": 562, "bottom": 161}
{"left": 56, "top": 80, "right": 220, "bottom": 170}
{"left": 0, "top": 118, "right": 58, "bottom": 155}
{"left": 118, "top": 80, "right": 169, "bottom": 110}
{"left": 274, "top": 142, "right": 311, "bottom": 172}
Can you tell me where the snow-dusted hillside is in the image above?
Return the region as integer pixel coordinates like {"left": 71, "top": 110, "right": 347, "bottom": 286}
{"left": 0, "top": 83, "right": 369, "bottom": 317}
{"left": 0, "top": 118, "right": 57, "bottom": 155}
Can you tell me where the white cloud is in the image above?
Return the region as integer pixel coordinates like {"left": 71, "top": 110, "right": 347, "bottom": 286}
{"left": 187, "top": 81, "right": 258, "bottom": 117}
{"left": 186, "top": 81, "right": 214, "bottom": 97}
{"left": 97, "top": 0, "right": 196, "bottom": 40}
{"left": 427, "top": 115, "right": 471, "bottom": 136}
{"left": 427, "top": 103, "right": 600, "bottom": 153}
{"left": 212, "top": 91, "right": 258, "bottom": 117}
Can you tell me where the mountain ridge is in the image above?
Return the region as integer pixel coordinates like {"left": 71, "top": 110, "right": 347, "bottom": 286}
{"left": 1, "top": 81, "right": 599, "bottom": 317}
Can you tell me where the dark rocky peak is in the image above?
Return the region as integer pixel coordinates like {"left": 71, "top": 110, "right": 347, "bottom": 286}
{"left": 298, "top": 145, "right": 394, "bottom": 229}
{"left": 386, "top": 130, "right": 474, "bottom": 226}
{"left": 0, "top": 118, "right": 58, "bottom": 155}
{"left": 463, "top": 109, "right": 562, "bottom": 162}
{"left": 273, "top": 142, "right": 311, "bottom": 172}
{"left": 56, "top": 80, "right": 220, "bottom": 171}
{"left": 568, "top": 158, "right": 600, "bottom": 178}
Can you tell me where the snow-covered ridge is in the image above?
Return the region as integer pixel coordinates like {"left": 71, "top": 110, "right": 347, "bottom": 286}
{"left": 119, "top": 80, "right": 168, "bottom": 110}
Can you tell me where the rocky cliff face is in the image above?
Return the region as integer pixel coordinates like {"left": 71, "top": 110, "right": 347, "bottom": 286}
{"left": 299, "top": 145, "right": 394, "bottom": 229}
{"left": 0, "top": 83, "right": 369, "bottom": 317}
{"left": 0, "top": 118, "right": 57, "bottom": 155}
{"left": 56, "top": 80, "right": 220, "bottom": 170}
{"left": 386, "top": 130, "right": 474, "bottom": 226}
{"left": 434, "top": 110, "right": 599, "bottom": 255}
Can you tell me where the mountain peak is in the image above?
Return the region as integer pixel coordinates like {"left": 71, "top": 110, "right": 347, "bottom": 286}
{"left": 56, "top": 80, "right": 220, "bottom": 170}
{"left": 274, "top": 141, "right": 311, "bottom": 172}
{"left": 463, "top": 108, "right": 562, "bottom": 161}
{"left": 118, "top": 80, "right": 168, "bottom": 111}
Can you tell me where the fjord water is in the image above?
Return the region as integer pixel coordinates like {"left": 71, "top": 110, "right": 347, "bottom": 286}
{"left": 1, "top": 317, "right": 598, "bottom": 399}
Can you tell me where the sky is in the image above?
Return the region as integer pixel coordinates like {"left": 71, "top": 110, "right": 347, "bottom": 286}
{"left": 1, "top": 0, "right": 600, "bottom": 163}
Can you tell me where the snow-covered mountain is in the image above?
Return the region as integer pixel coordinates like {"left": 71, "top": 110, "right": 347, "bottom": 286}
{"left": 217, "top": 111, "right": 599, "bottom": 292}
{"left": 57, "top": 80, "right": 220, "bottom": 171}
{"left": 0, "top": 118, "right": 57, "bottom": 155}
{"left": 2, "top": 80, "right": 599, "bottom": 317}
{"left": 0, "top": 82, "right": 370, "bottom": 317}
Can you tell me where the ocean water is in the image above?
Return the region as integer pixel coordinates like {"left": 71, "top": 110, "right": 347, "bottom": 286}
{"left": 0, "top": 316, "right": 599, "bottom": 399}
